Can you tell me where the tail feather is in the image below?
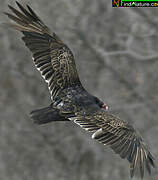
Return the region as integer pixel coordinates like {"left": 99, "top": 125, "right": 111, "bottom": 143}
{"left": 30, "top": 106, "right": 69, "bottom": 124}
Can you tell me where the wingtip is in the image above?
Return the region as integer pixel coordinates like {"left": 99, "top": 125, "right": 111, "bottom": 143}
{"left": 8, "top": 4, "right": 11, "bottom": 9}
{"left": 16, "top": 1, "right": 28, "bottom": 12}
{"left": 16, "top": 1, "right": 24, "bottom": 10}
{"left": 148, "top": 151, "right": 156, "bottom": 168}
{"left": 3, "top": 12, "right": 14, "bottom": 20}
{"left": 15, "top": 1, "right": 20, "bottom": 6}
{"left": 129, "top": 143, "right": 156, "bottom": 178}
{"left": 8, "top": 4, "right": 17, "bottom": 13}
{"left": 26, "top": 4, "right": 34, "bottom": 15}
{"left": 3, "top": 11, "right": 9, "bottom": 16}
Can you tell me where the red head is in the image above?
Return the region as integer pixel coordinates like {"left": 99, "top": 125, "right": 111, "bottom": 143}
{"left": 102, "top": 103, "right": 109, "bottom": 110}
{"left": 93, "top": 96, "right": 109, "bottom": 111}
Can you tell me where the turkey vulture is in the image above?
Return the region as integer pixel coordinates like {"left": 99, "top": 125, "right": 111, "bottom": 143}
{"left": 4, "top": 2, "right": 155, "bottom": 178}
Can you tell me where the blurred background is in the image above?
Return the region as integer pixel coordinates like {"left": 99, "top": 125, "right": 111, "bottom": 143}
{"left": 0, "top": 0, "right": 158, "bottom": 179}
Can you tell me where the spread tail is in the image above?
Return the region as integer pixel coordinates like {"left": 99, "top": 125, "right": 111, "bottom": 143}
{"left": 30, "top": 106, "right": 69, "bottom": 124}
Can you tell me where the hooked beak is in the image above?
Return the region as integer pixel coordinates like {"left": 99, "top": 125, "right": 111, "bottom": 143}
{"left": 103, "top": 104, "right": 109, "bottom": 110}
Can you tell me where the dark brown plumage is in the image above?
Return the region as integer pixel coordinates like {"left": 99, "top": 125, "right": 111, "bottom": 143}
{"left": 4, "top": 2, "right": 155, "bottom": 178}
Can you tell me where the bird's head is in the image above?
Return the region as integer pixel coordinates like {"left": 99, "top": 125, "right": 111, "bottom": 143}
{"left": 101, "top": 103, "right": 109, "bottom": 110}
{"left": 93, "top": 96, "right": 109, "bottom": 110}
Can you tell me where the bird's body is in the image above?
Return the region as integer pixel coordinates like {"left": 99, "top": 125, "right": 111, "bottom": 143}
{"left": 4, "top": 2, "right": 155, "bottom": 178}
{"left": 31, "top": 85, "right": 103, "bottom": 124}
{"left": 52, "top": 86, "right": 101, "bottom": 116}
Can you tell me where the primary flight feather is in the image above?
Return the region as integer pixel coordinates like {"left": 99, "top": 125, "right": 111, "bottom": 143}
{"left": 4, "top": 2, "right": 155, "bottom": 178}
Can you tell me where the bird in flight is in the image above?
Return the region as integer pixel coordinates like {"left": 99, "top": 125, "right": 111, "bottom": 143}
{"left": 4, "top": 2, "right": 155, "bottom": 178}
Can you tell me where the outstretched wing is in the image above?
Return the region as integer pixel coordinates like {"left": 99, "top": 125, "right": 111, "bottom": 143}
{"left": 4, "top": 2, "right": 81, "bottom": 100}
{"left": 70, "top": 111, "right": 155, "bottom": 178}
